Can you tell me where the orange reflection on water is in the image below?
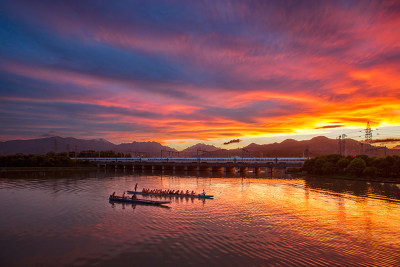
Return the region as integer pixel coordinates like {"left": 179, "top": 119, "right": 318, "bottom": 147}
{"left": 235, "top": 178, "right": 400, "bottom": 265}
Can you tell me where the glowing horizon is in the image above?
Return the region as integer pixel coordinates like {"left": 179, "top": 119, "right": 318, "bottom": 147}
{"left": 1, "top": 1, "right": 400, "bottom": 148}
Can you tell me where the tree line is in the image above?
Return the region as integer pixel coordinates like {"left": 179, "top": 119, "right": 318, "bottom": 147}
{"left": 302, "top": 154, "right": 400, "bottom": 179}
{"left": 0, "top": 153, "right": 93, "bottom": 167}
{"left": 74, "top": 150, "right": 131, "bottom": 158}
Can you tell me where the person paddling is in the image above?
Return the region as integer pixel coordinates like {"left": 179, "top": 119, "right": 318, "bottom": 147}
{"left": 134, "top": 183, "right": 138, "bottom": 191}
{"left": 202, "top": 189, "right": 206, "bottom": 196}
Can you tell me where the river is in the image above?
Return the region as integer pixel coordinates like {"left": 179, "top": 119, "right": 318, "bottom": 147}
{"left": 0, "top": 169, "right": 399, "bottom": 266}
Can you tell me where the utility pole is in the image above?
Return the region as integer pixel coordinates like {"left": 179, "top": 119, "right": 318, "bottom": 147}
{"left": 341, "top": 134, "right": 347, "bottom": 156}
{"left": 337, "top": 134, "right": 347, "bottom": 156}
{"left": 303, "top": 147, "right": 310, "bottom": 158}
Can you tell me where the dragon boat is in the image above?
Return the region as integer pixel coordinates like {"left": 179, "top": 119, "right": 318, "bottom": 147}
{"left": 127, "top": 191, "right": 214, "bottom": 199}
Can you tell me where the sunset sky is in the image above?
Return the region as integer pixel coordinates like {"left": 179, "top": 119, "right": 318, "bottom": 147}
{"left": 1, "top": 0, "right": 400, "bottom": 149}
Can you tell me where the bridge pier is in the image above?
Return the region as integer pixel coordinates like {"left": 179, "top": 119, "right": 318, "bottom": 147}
{"left": 240, "top": 167, "right": 248, "bottom": 173}
{"left": 152, "top": 165, "right": 162, "bottom": 171}
{"left": 198, "top": 166, "right": 210, "bottom": 172}
{"left": 224, "top": 166, "right": 235, "bottom": 172}
{"left": 211, "top": 166, "right": 223, "bottom": 172}
{"left": 138, "top": 165, "right": 144, "bottom": 171}
{"left": 162, "top": 165, "right": 173, "bottom": 171}
{"left": 183, "top": 165, "right": 197, "bottom": 171}
{"left": 174, "top": 165, "right": 185, "bottom": 171}
{"left": 272, "top": 167, "right": 286, "bottom": 177}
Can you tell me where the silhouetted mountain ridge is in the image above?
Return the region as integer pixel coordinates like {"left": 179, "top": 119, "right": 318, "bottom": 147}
{"left": 179, "top": 143, "right": 219, "bottom": 157}
{"left": 0, "top": 136, "right": 398, "bottom": 157}
{"left": 0, "top": 137, "right": 176, "bottom": 156}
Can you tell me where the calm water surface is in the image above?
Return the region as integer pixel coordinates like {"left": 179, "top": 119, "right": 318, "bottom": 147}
{"left": 0, "top": 170, "right": 400, "bottom": 266}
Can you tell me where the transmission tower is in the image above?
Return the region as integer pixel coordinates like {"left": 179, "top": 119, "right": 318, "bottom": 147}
{"left": 365, "top": 121, "right": 372, "bottom": 143}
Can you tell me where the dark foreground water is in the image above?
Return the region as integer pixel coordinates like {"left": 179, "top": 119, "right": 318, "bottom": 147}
{"left": 1, "top": 170, "right": 400, "bottom": 266}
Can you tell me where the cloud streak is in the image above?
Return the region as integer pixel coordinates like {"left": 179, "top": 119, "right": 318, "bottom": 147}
{"left": 1, "top": 0, "right": 400, "bottom": 146}
{"left": 223, "top": 139, "right": 241, "bottom": 145}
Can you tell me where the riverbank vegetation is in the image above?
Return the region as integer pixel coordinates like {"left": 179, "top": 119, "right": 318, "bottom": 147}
{"left": 303, "top": 154, "right": 400, "bottom": 179}
{"left": 0, "top": 153, "right": 94, "bottom": 167}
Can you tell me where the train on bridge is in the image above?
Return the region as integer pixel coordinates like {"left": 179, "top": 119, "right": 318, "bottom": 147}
{"left": 74, "top": 157, "right": 306, "bottom": 164}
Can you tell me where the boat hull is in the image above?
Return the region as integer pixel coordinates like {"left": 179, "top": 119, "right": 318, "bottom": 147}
{"left": 109, "top": 196, "right": 170, "bottom": 205}
{"left": 127, "top": 191, "right": 214, "bottom": 199}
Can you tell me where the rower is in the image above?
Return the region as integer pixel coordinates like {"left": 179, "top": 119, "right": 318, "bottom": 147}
{"left": 112, "top": 192, "right": 115, "bottom": 197}
{"left": 122, "top": 192, "right": 126, "bottom": 199}
{"left": 131, "top": 194, "right": 137, "bottom": 200}
{"left": 134, "top": 183, "right": 138, "bottom": 191}
{"left": 202, "top": 189, "right": 206, "bottom": 196}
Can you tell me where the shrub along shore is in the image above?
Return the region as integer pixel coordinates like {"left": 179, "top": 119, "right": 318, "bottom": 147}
{"left": 302, "top": 154, "right": 400, "bottom": 182}
{"left": 0, "top": 153, "right": 94, "bottom": 168}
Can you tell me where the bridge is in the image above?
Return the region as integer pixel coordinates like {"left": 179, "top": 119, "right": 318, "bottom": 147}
{"left": 74, "top": 157, "right": 306, "bottom": 174}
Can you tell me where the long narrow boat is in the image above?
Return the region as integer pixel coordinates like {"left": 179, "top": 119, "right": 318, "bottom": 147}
{"left": 127, "top": 191, "right": 214, "bottom": 199}
{"left": 109, "top": 196, "right": 171, "bottom": 205}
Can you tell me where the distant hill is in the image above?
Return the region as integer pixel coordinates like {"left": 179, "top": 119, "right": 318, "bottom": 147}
{"left": 0, "top": 136, "right": 176, "bottom": 156}
{"left": 1, "top": 136, "right": 398, "bottom": 157}
{"left": 194, "top": 136, "right": 400, "bottom": 158}
{"left": 179, "top": 143, "right": 219, "bottom": 157}
{"left": 115, "top": 141, "right": 177, "bottom": 157}
{"left": 0, "top": 136, "right": 115, "bottom": 155}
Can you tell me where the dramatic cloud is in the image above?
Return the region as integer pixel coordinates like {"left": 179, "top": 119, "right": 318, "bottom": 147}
{"left": 315, "top": 125, "right": 344, "bottom": 129}
{"left": 1, "top": 0, "right": 399, "bottom": 147}
{"left": 223, "top": 139, "right": 241, "bottom": 145}
{"left": 370, "top": 138, "right": 400, "bottom": 144}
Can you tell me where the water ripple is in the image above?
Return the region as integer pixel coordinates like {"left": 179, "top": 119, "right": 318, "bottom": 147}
{"left": 0, "top": 171, "right": 400, "bottom": 266}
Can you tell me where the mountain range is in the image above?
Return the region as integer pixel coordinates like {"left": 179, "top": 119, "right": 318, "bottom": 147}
{"left": 0, "top": 136, "right": 175, "bottom": 157}
{"left": 0, "top": 136, "right": 398, "bottom": 157}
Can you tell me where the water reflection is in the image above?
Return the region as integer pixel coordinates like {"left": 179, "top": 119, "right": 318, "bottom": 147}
{"left": 0, "top": 170, "right": 399, "bottom": 266}
{"left": 109, "top": 201, "right": 170, "bottom": 210}
{"left": 304, "top": 176, "right": 400, "bottom": 202}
